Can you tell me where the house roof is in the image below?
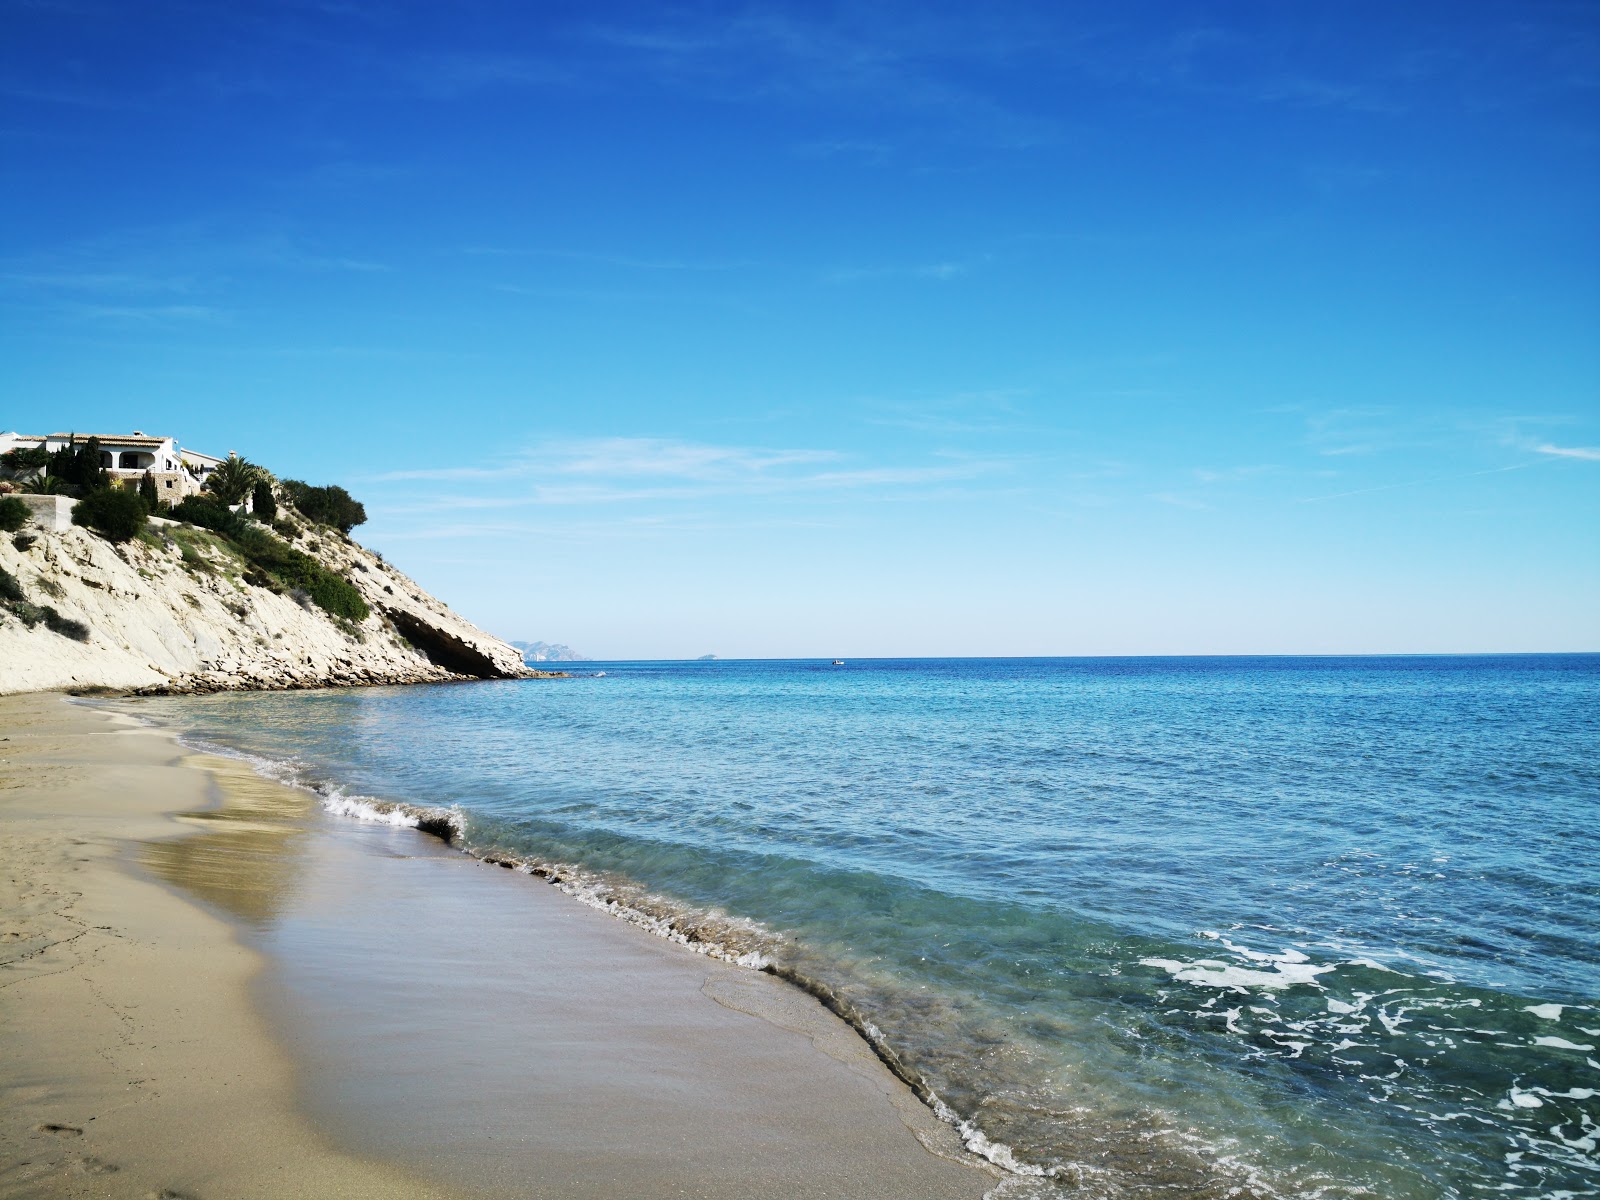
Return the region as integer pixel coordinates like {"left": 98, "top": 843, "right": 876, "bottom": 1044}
{"left": 48, "top": 432, "right": 173, "bottom": 447}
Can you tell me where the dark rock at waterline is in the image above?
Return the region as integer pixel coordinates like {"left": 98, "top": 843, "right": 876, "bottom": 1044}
{"left": 414, "top": 813, "right": 457, "bottom": 844}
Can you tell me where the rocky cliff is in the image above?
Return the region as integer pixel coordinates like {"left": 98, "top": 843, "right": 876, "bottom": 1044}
{"left": 0, "top": 510, "right": 545, "bottom": 695}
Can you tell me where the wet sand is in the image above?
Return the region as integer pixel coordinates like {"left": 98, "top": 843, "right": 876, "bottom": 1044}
{"left": 0, "top": 693, "right": 998, "bottom": 1199}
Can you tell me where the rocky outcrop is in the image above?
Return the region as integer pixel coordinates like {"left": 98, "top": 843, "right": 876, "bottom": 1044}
{"left": 0, "top": 514, "right": 552, "bottom": 695}
{"left": 510, "top": 640, "right": 591, "bottom": 663}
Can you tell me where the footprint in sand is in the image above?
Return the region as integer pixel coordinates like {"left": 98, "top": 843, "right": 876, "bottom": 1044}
{"left": 33, "top": 1123, "right": 83, "bottom": 1137}
{"left": 66, "top": 1155, "right": 118, "bottom": 1175}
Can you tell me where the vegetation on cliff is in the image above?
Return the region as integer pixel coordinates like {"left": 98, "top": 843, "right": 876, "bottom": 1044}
{"left": 0, "top": 561, "right": 90, "bottom": 641}
{"left": 0, "top": 441, "right": 380, "bottom": 626}
{"left": 280, "top": 481, "right": 365, "bottom": 534}
{"left": 166, "top": 496, "right": 369, "bottom": 622}
{"left": 0, "top": 496, "right": 29, "bottom": 533}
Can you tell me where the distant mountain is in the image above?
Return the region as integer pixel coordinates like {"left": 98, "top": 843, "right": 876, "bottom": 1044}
{"left": 696, "top": 654, "right": 717, "bottom": 660}
{"left": 510, "top": 640, "right": 591, "bottom": 663}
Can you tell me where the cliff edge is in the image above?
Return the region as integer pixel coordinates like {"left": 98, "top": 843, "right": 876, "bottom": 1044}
{"left": 0, "top": 511, "right": 542, "bottom": 695}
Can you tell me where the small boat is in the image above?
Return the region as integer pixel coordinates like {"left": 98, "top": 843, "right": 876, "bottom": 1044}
{"left": 592, "top": 671, "right": 607, "bottom": 677}
{"left": 831, "top": 660, "right": 845, "bottom": 666}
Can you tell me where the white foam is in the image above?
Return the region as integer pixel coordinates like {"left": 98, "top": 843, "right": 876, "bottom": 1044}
{"left": 1141, "top": 955, "right": 1333, "bottom": 992}
{"left": 1525, "top": 1004, "right": 1566, "bottom": 1020}
{"left": 1503, "top": 1087, "right": 1544, "bottom": 1109}
{"left": 927, "top": 1093, "right": 1053, "bottom": 1178}
{"left": 321, "top": 792, "right": 423, "bottom": 827}
{"left": 1532, "top": 1036, "right": 1596, "bottom": 1052}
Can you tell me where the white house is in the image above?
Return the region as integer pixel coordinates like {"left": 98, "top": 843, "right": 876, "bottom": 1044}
{"left": 0, "top": 431, "right": 224, "bottom": 499}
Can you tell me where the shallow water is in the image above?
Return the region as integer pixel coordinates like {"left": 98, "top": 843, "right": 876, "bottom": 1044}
{"left": 127, "top": 655, "right": 1600, "bottom": 1198}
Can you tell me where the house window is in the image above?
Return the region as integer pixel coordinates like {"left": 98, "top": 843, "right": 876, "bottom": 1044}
{"left": 164, "top": 479, "right": 174, "bottom": 488}
{"left": 100, "top": 452, "right": 113, "bottom": 467}
{"left": 119, "top": 451, "right": 145, "bottom": 469}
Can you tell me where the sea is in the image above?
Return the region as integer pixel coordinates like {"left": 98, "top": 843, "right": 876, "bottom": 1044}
{"left": 126, "top": 655, "right": 1600, "bottom": 1199}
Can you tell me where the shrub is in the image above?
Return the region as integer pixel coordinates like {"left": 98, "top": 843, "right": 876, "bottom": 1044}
{"left": 1, "top": 445, "right": 50, "bottom": 471}
{"left": 0, "top": 563, "right": 23, "bottom": 603}
{"left": 282, "top": 480, "right": 366, "bottom": 533}
{"left": 8, "top": 601, "right": 43, "bottom": 627}
{"left": 72, "top": 488, "right": 146, "bottom": 542}
{"left": 170, "top": 495, "right": 245, "bottom": 538}
{"left": 232, "top": 524, "right": 369, "bottom": 622}
{"left": 0, "top": 495, "right": 29, "bottom": 532}
{"left": 305, "top": 572, "right": 369, "bottom": 622}
{"left": 42, "top": 606, "right": 90, "bottom": 641}
{"left": 139, "top": 471, "right": 159, "bottom": 511}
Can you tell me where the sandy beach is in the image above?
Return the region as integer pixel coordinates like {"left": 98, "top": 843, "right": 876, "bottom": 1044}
{"left": 0, "top": 692, "right": 997, "bottom": 1199}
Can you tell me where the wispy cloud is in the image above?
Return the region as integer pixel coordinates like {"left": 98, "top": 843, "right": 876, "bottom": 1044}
{"left": 465, "top": 246, "right": 758, "bottom": 272}
{"left": 1, "top": 270, "right": 197, "bottom": 293}
{"left": 1534, "top": 442, "right": 1600, "bottom": 462}
{"left": 1296, "top": 459, "right": 1548, "bottom": 503}
{"left": 403, "top": 52, "right": 575, "bottom": 97}
{"left": 73, "top": 303, "right": 222, "bottom": 322}
{"left": 571, "top": 8, "right": 1060, "bottom": 148}
{"left": 1192, "top": 465, "right": 1279, "bottom": 484}
{"left": 365, "top": 436, "right": 1006, "bottom": 513}
{"left": 1, "top": 225, "right": 387, "bottom": 324}
{"left": 823, "top": 255, "right": 989, "bottom": 284}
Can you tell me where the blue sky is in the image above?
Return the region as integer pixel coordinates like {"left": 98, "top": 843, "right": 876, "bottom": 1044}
{"left": 3, "top": 0, "right": 1596, "bottom": 657}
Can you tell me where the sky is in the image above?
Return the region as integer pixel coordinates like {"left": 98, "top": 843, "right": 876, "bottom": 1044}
{"left": 2, "top": 0, "right": 1597, "bottom": 658}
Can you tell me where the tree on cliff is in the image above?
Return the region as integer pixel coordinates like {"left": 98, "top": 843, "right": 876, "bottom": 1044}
{"left": 282, "top": 480, "right": 366, "bottom": 533}
{"left": 139, "top": 471, "right": 160, "bottom": 512}
{"left": 251, "top": 479, "right": 277, "bottom": 520}
{"left": 204, "top": 454, "right": 267, "bottom": 507}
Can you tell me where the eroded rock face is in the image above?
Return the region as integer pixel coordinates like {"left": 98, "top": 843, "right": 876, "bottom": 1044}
{"left": 0, "top": 518, "right": 541, "bottom": 695}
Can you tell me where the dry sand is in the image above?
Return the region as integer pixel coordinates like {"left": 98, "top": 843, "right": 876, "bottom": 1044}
{"left": 0, "top": 693, "right": 1000, "bottom": 1199}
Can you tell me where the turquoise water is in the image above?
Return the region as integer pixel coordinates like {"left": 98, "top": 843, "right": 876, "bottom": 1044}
{"left": 130, "top": 656, "right": 1600, "bottom": 1198}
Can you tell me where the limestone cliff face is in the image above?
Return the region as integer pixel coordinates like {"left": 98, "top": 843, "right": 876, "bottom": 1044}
{"left": 0, "top": 515, "right": 538, "bottom": 695}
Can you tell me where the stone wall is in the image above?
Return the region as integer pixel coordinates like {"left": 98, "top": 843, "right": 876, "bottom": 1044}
{"left": 14, "top": 494, "right": 74, "bottom": 532}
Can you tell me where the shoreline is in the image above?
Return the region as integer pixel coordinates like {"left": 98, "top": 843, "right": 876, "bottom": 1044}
{"left": 0, "top": 692, "right": 998, "bottom": 1199}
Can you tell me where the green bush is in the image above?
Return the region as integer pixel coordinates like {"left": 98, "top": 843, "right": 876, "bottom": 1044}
{"left": 0, "top": 563, "right": 23, "bottom": 603}
{"left": 282, "top": 480, "right": 366, "bottom": 533}
{"left": 0, "top": 496, "right": 29, "bottom": 532}
{"left": 3, "top": 600, "right": 86, "bottom": 639}
{"left": 232, "top": 524, "right": 369, "bottom": 622}
{"left": 1, "top": 445, "right": 49, "bottom": 471}
{"left": 72, "top": 488, "right": 146, "bottom": 542}
{"left": 171, "top": 495, "right": 245, "bottom": 537}
{"left": 42, "top": 605, "right": 90, "bottom": 641}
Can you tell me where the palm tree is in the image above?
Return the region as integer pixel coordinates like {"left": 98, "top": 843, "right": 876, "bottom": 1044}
{"left": 204, "top": 454, "right": 268, "bottom": 506}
